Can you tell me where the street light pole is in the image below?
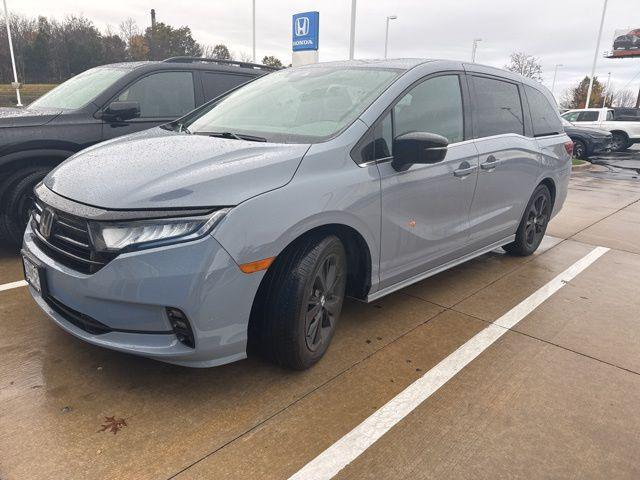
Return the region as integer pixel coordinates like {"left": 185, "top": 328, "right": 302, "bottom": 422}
{"left": 2, "top": 0, "right": 22, "bottom": 106}
{"left": 551, "top": 63, "right": 563, "bottom": 95}
{"left": 349, "top": 0, "right": 356, "bottom": 60}
{"left": 252, "top": 0, "right": 256, "bottom": 62}
{"left": 471, "top": 38, "right": 482, "bottom": 63}
{"left": 602, "top": 72, "right": 611, "bottom": 107}
{"left": 585, "top": 0, "right": 608, "bottom": 108}
{"left": 384, "top": 15, "right": 397, "bottom": 59}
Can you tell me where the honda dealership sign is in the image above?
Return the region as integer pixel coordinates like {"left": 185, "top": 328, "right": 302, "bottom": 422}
{"left": 292, "top": 11, "right": 319, "bottom": 66}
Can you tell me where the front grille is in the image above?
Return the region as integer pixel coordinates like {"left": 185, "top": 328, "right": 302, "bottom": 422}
{"left": 31, "top": 202, "right": 116, "bottom": 274}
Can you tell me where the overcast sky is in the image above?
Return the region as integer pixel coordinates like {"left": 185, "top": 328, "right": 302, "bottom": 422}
{"left": 9, "top": 0, "right": 640, "bottom": 101}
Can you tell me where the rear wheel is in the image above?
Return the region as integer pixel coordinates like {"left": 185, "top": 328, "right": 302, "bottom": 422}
{"left": 0, "top": 167, "right": 50, "bottom": 249}
{"left": 504, "top": 184, "right": 552, "bottom": 257}
{"left": 611, "top": 132, "right": 630, "bottom": 152}
{"left": 573, "top": 140, "right": 587, "bottom": 159}
{"left": 256, "top": 234, "right": 347, "bottom": 370}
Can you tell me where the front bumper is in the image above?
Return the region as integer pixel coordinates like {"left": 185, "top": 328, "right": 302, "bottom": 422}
{"left": 591, "top": 137, "right": 613, "bottom": 155}
{"left": 23, "top": 223, "right": 264, "bottom": 367}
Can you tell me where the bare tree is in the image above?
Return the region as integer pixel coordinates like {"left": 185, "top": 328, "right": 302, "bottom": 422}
{"left": 504, "top": 52, "right": 543, "bottom": 82}
{"left": 201, "top": 44, "right": 215, "bottom": 58}
{"left": 611, "top": 88, "right": 636, "bottom": 107}
{"left": 236, "top": 50, "right": 253, "bottom": 62}
{"left": 119, "top": 17, "right": 139, "bottom": 47}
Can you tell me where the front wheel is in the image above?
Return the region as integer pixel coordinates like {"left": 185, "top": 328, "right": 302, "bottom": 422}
{"left": 504, "top": 184, "right": 552, "bottom": 257}
{"left": 0, "top": 167, "right": 50, "bottom": 248}
{"left": 257, "top": 234, "right": 347, "bottom": 370}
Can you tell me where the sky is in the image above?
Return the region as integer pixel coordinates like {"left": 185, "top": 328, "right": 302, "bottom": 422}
{"left": 8, "top": 0, "right": 640, "bottom": 102}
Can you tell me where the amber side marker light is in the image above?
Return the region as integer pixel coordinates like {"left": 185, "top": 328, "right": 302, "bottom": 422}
{"left": 239, "top": 256, "right": 275, "bottom": 273}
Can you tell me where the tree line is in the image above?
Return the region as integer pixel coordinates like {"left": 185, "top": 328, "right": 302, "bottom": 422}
{"left": 0, "top": 13, "right": 283, "bottom": 84}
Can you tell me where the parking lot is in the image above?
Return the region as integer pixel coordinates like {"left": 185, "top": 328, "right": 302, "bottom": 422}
{"left": 1, "top": 159, "right": 640, "bottom": 479}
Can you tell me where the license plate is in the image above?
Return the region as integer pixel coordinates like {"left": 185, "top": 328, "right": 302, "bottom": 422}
{"left": 23, "top": 256, "right": 42, "bottom": 294}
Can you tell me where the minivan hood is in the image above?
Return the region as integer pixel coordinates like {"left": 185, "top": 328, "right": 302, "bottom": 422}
{"left": 0, "top": 106, "right": 62, "bottom": 128}
{"left": 45, "top": 128, "right": 310, "bottom": 209}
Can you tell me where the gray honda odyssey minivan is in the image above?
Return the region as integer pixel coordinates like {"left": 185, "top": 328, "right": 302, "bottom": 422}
{"left": 22, "top": 59, "right": 572, "bottom": 369}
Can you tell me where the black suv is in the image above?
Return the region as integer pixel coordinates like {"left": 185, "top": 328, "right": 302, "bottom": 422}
{"left": 0, "top": 57, "right": 275, "bottom": 247}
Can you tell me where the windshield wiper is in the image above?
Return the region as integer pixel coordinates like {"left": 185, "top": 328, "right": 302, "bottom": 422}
{"left": 207, "top": 131, "right": 267, "bottom": 142}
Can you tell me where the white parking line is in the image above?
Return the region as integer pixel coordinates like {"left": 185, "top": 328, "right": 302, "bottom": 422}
{"left": 289, "top": 246, "right": 610, "bottom": 480}
{"left": 0, "top": 280, "right": 27, "bottom": 292}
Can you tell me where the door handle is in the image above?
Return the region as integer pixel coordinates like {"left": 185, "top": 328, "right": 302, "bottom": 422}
{"left": 453, "top": 163, "right": 477, "bottom": 178}
{"left": 481, "top": 155, "right": 500, "bottom": 171}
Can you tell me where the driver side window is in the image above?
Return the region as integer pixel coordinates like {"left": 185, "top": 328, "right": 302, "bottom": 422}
{"left": 394, "top": 75, "right": 464, "bottom": 143}
{"left": 116, "top": 71, "right": 195, "bottom": 118}
{"left": 352, "top": 75, "right": 464, "bottom": 165}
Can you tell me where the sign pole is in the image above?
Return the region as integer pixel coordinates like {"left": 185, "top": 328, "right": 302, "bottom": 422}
{"left": 585, "top": 0, "right": 608, "bottom": 108}
{"left": 551, "top": 63, "right": 563, "bottom": 95}
{"left": 349, "top": 0, "right": 356, "bottom": 60}
{"left": 252, "top": 0, "right": 256, "bottom": 62}
{"left": 2, "top": 0, "right": 22, "bottom": 106}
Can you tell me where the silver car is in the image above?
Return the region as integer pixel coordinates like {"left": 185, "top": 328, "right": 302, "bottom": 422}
{"left": 22, "top": 59, "right": 572, "bottom": 369}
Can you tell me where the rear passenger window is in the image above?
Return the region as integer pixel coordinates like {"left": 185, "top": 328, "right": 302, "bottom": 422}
{"left": 202, "top": 73, "right": 253, "bottom": 101}
{"left": 576, "top": 111, "right": 598, "bottom": 122}
{"left": 471, "top": 76, "right": 524, "bottom": 138}
{"left": 524, "top": 86, "right": 562, "bottom": 137}
{"left": 117, "top": 71, "right": 195, "bottom": 118}
{"left": 393, "top": 75, "right": 464, "bottom": 143}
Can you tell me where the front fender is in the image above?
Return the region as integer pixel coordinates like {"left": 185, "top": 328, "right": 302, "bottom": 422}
{"left": 213, "top": 128, "right": 382, "bottom": 292}
{"left": 0, "top": 147, "right": 77, "bottom": 170}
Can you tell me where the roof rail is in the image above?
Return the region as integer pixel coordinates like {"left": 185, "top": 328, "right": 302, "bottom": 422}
{"left": 162, "top": 56, "right": 279, "bottom": 71}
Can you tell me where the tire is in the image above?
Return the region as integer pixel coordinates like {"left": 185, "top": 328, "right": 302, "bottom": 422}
{"left": 255, "top": 234, "right": 347, "bottom": 370}
{"left": 504, "top": 184, "right": 552, "bottom": 257}
{"left": 0, "top": 167, "right": 50, "bottom": 249}
{"left": 611, "top": 132, "right": 629, "bottom": 152}
{"left": 573, "top": 140, "right": 587, "bottom": 159}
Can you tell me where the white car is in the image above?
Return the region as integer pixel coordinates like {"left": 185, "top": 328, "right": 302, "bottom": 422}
{"left": 561, "top": 108, "right": 640, "bottom": 151}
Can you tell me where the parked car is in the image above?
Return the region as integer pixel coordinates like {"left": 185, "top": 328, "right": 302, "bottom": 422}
{"left": 561, "top": 107, "right": 640, "bottom": 151}
{"left": 613, "top": 34, "right": 640, "bottom": 50}
{"left": 561, "top": 118, "right": 612, "bottom": 159}
{"left": 0, "top": 57, "right": 276, "bottom": 247}
{"left": 22, "top": 59, "right": 571, "bottom": 370}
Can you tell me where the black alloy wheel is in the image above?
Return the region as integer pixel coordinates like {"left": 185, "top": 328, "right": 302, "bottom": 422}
{"left": 305, "top": 253, "right": 344, "bottom": 352}
{"left": 573, "top": 140, "right": 586, "bottom": 159}
{"left": 253, "top": 234, "right": 347, "bottom": 370}
{"left": 504, "top": 184, "right": 552, "bottom": 257}
{"left": 611, "top": 132, "right": 629, "bottom": 152}
{"left": 524, "top": 190, "right": 550, "bottom": 249}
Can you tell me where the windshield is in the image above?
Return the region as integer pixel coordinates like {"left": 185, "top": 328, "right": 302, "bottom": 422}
{"left": 30, "top": 67, "right": 129, "bottom": 110}
{"left": 185, "top": 66, "right": 402, "bottom": 143}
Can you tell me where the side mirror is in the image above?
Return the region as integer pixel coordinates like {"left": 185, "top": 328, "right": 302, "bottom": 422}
{"left": 391, "top": 132, "right": 449, "bottom": 171}
{"left": 103, "top": 101, "right": 140, "bottom": 122}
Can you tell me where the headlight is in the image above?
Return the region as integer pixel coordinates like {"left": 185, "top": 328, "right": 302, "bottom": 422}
{"left": 89, "top": 208, "right": 230, "bottom": 253}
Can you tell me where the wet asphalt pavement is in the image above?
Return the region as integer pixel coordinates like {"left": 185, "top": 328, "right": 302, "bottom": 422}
{"left": 585, "top": 145, "right": 640, "bottom": 181}
{"left": 1, "top": 169, "right": 640, "bottom": 479}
